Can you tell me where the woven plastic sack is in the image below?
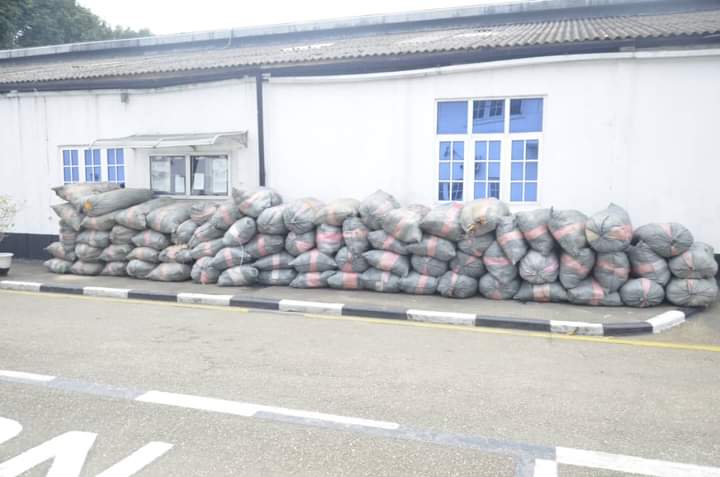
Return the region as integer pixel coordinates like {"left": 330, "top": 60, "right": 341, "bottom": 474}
{"left": 218, "top": 265, "right": 259, "bottom": 287}
{"left": 44, "top": 258, "right": 73, "bottom": 274}
{"left": 190, "top": 202, "right": 218, "bottom": 225}
{"left": 359, "top": 190, "right": 400, "bottom": 230}
{"left": 233, "top": 187, "right": 282, "bottom": 217}
{"left": 290, "top": 250, "right": 337, "bottom": 273}
{"left": 620, "top": 278, "right": 665, "bottom": 308}
{"left": 245, "top": 234, "right": 285, "bottom": 259}
{"left": 666, "top": 278, "right": 718, "bottom": 307}
{"left": 567, "top": 278, "right": 622, "bottom": 306}
{"left": 131, "top": 230, "right": 169, "bottom": 251}
{"left": 419, "top": 203, "right": 464, "bottom": 241}
{"left": 316, "top": 224, "right": 344, "bottom": 255}
{"left": 76, "top": 230, "right": 110, "bottom": 248}
{"left": 559, "top": 249, "right": 595, "bottom": 289}
{"left": 548, "top": 209, "right": 588, "bottom": 256}
{"left": 46, "top": 242, "right": 76, "bottom": 261}
{"left": 495, "top": 216, "right": 527, "bottom": 265}
{"left": 101, "top": 261, "right": 128, "bottom": 277}
{"left": 115, "top": 198, "right": 175, "bottom": 231}
{"left": 335, "top": 247, "right": 370, "bottom": 273}
{"left": 127, "top": 246, "right": 160, "bottom": 263}
{"left": 399, "top": 272, "right": 439, "bottom": 295}
{"left": 191, "top": 257, "right": 220, "bottom": 284}
{"left": 190, "top": 238, "right": 224, "bottom": 260}
{"left": 83, "top": 188, "right": 153, "bottom": 217}
{"left": 59, "top": 222, "right": 77, "bottom": 248}
{"left": 459, "top": 198, "right": 510, "bottom": 236}
{"left": 147, "top": 202, "right": 194, "bottom": 234}
{"left": 258, "top": 269, "right": 297, "bottom": 286}
{"left": 285, "top": 231, "right": 316, "bottom": 256}
{"left": 382, "top": 207, "right": 425, "bottom": 244}
{"left": 52, "top": 182, "right": 120, "bottom": 206}
{"left": 148, "top": 263, "right": 192, "bottom": 282}
{"left": 315, "top": 198, "right": 360, "bottom": 226}
{"left": 483, "top": 242, "right": 517, "bottom": 284}
{"left": 363, "top": 250, "right": 410, "bottom": 277}
{"left": 222, "top": 217, "right": 256, "bottom": 247}
{"left": 80, "top": 211, "right": 116, "bottom": 231}
{"left": 517, "top": 209, "right": 554, "bottom": 255}
{"left": 51, "top": 203, "right": 83, "bottom": 231}
{"left": 159, "top": 245, "right": 193, "bottom": 264}
{"left": 585, "top": 203, "right": 633, "bottom": 253}
{"left": 253, "top": 252, "right": 295, "bottom": 271}
{"left": 209, "top": 200, "right": 242, "bottom": 230}
{"left": 519, "top": 250, "right": 559, "bottom": 285}
{"left": 75, "top": 243, "right": 103, "bottom": 262}
{"left": 410, "top": 255, "right": 448, "bottom": 277}
{"left": 110, "top": 225, "right": 135, "bottom": 244}
{"left": 593, "top": 251, "right": 630, "bottom": 292}
{"left": 449, "top": 251, "right": 485, "bottom": 278}
{"left": 633, "top": 223, "right": 694, "bottom": 258}
{"left": 359, "top": 268, "right": 401, "bottom": 293}
{"left": 70, "top": 261, "right": 104, "bottom": 276}
{"left": 283, "top": 198, "right": 324, "bottom": 234}
{"left": 210, "top": 247, "right": 253, "bottom": 271}
{"left": 478, "top": 275, "right": 521, "bottom": 300}
{"left": 171, "top": 220, "right": 198, "bottom": 245}
{"left": 256, "top": 205, "right": 288, "bottom": 235}
{"left": 668, "top": 242, "right": 718, "bottom": 279}
{"left": 290, "top": 271, "right": 334, "bottom": 289}
{"left": 437, "top": 271, "right": 477, "bottom": 298}
{"left": 457, "top": 233, "right": 495, "bottom": 258}
{"left": 342, "top": 218, "right": 370, "bottom": 254}
{"left": 406, "top": 234, "right": 456, "bottom": 261}
{"left": 327, "top": 272, "right": 363, "bottom": 290}
{"left": 188, "top": 223, "right": 225, "bottom": 249}
{"left": 367, "top": 230, "right": 408, "bottom": 255}
{"left": 514, "top": 282, "right": 568, "bottom": 302}
{"left": 99, "top": 244, "right": 133, "bottom": 262}
{"left": 627, "top": 241, "right": 671, "bottom": 285}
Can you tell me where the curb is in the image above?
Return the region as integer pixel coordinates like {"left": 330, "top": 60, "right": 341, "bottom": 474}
{"left": 0, "top": 280, "right": 701, "bottom": 336}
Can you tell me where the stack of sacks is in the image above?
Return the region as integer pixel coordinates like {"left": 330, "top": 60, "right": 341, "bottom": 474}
{"left": 316, "top": 198, "right": 362, "bottom": 291}
{"left": 285, "top": 197, "right": 334, "bottom": 288}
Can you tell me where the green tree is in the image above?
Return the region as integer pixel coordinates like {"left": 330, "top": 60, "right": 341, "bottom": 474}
{"left": 0, "top": 0, "right": 151, "bottom": 49}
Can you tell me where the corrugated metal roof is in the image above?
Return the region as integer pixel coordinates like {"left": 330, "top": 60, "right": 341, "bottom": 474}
{"left": 1, "top": 7, "right": 719, "bottom": 86}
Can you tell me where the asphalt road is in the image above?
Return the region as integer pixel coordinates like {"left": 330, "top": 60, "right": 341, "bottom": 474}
{"left": 0, "top": 289, "right": 719, "bottom": 476}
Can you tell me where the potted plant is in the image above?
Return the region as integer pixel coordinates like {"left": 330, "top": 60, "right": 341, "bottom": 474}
{"left": 0, "top": 195, "right": 18, "bottom": 276}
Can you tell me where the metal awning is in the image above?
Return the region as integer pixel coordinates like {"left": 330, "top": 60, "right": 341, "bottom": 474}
{"left": 90, "top": 131, "right": 248, "bottom": 149}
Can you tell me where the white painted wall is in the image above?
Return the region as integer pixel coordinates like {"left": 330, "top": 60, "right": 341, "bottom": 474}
{"left": 1, "top": 50, "right": 719, "bottom": 250}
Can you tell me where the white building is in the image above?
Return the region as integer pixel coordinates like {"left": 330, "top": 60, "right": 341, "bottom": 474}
{"left": 1, "top": 0, "right": 720, "bottom": 258}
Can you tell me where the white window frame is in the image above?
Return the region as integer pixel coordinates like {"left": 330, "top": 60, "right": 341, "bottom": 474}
{"left": 58, "top": 146, "right": 129, "bottom": 186}
{"left": 60, "top": 147, "right": 81, "bottom": 185}
{"left": 106, "top": 148, "right": 126, "bottom": 186}
{"left": 434, "top": 96, "right": 544, "bottom": 205}
{"left": 149, "top": 152, "right": 231, "bottom": 199}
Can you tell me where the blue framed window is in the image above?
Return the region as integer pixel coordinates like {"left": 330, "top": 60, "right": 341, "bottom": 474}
{"left": 107, "top": 148, "right": 125, "bottom": 187}
{"left": 438, "top": 141, "right": 464, "bottom": 201}
{"left": 474, "top": 141, "right": 501, "bottom": 199}
{"left": 437, "top": 101, "right": 468, "bottom": 134}
{"left": 472, "top": 100, "right": 504, "bottom": 133}
{"left": 510, "top": 139, "right": 539, "bottom": 202}
{"left": 84, "top": 149, "right": 101, "bottom": 182}
{"left": 510, "top": 98, "right": 543, "bottom": 133}
{"left": 62, "top": 149, "right": 80, "bottom": 184}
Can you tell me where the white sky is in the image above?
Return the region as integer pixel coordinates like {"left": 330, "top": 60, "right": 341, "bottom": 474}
{"left": 78, "top": 0, "right": 515, "bottom": 35}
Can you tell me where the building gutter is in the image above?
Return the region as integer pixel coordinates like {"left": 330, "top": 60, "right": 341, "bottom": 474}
{"left": 256, "top": 73, "right": 267, "bottom": 187}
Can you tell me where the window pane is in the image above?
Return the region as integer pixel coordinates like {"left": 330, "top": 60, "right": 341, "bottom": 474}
{"left": 451, "top": 182, "right": 463, "bottom": 200}
{"left": 117, "top": 167, "right": 125, "bottom": 182}
{"left": 474, "top": 141, "right": 486, "bottom": 162}
{"left": 151, "top": 156, "right": 186, "bottom": 194}
{"left": 63, "top": 169, "right": 71, "bottom": 183}
{"left": 511, "top": 182, "right": 523, "bottom": 201}
{"left": 489, "top": 141, "right": 501, "bottom": 161}
{"left": 488, "top": 182, "right": 500, "bottom": 199}
{"left": 512, "top": 140, "right": 524, "bottom": 161}
{"left": 451, "top": 163, "right": 463, "bottom": 181}
{"left": 108, "top": 168, "right": 116, "bottom": 181}
{"left": 71, "top": 150, "right": 78, "bottom": 164}
{"left": 526, "top": 140, "right": 539, "bottom": 160}
{"left": 108, "top": 149, "right": 115, "bottom": 165}
{"left": 71, "top": 168, "right": 79, "bottom": 182}
{"left": 510, "top": 98, "right": 543, "bottom": 132}
{"left": 93, "top": 149, "right": 100, "bottom": 162}
{"left": 437, "top": 101, "right": 468, "bottom": 134}
{"left": 488, "top": 162, "right": 500, "bottom": 181}
{"left": 525, "top": 182, "right": 538, "bottom": 201}
{"left": 525, "top": 162, "right": 538, "bottom": 181}
{"left": 474, "top": 162, "right": 486, "bottom": 181}
{"left": 511, "top": 163, "right": 524, "bottom": 181}
{"left": 452, "top": 141, "right": 463, "bottom": 162}
{"left": 474, "top": 182, "right": 486, "bottom": 199}
{"left": 438, "top": 182, "right": 450, "bottom": 201}
{"left": 191, "top": 155, "right": 228, "bottom": 196}
{"left": 439, "top": 163, "right": 450, "bottom": 180}
{"left": 117, "top": 149, "right": 124, "bottom": 164}
{"left": 472, "top": 100, "right": 504, "bottom": 133}
{"left": 439, "top": 142, "right": 451, "bottom": 161}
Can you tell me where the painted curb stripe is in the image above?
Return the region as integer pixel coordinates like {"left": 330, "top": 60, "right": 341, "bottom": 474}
{"left": 127, "top": 290, "right": 177, "bottom": 302}
{"left": 602, "top": 321, "right": 654, "bottom": 336}
{"left": 229, "top": 296, "right": 280, "bottom": 310}
{"left": 278, "top": 299, "right": 344, "bottom": 315}
{"left": 83, "top": 286, "right": 130, "bottom": 298}
{"left": 475, "top": 315, "right": 551, "bottom": 332}
{"left": 646, "top": 310, "right": 686, "bottom": 333}
{"left": 0, "top": 280, "right": 42, "bottom": 292}
{"left": 407, "top": 309, "right": 476, "bottom": 326}
{"left": 177, "top": 293, "right": 233, "bottom": 306}
{"left": 341, "top": 304, "right": 408, "bottom": 320}
{"left": 39, "top": 284, "right": 84, "bottom": 295}
{"left": 550, "top": 320, "right": 604, "bottom": 336}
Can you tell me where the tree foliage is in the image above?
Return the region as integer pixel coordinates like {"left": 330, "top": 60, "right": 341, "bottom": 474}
{"left": 0, "top": 0, "right": 151, "bottom": 49}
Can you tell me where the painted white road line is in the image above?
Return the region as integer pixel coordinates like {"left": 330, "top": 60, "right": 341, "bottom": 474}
{"left": 406, "top": 309, "right": 476, "bottom": 326}
{"left": 550, "top": 320, "right": 604, "bottom": 336}
{"left": 95, "top": 442, "right": 174, "bottom": 477}
{"left": 0, "top": 431, "right": 96, "bottom": 477}
{"left": 0, "top": 369, "right": 56, "bottom": 382}
{"left": 556, "top": 446, "right": 720, "bottom": 476}
{"left": 83, "top": 287, "right": 130, "bottom": 299}
{"left": 0, "top": 417, "right": 22, "bottom": 446}
{"left": 0, "top": 281, "right": 42, "bottom": 292}
{"left": 533, "top": 458, "right": 558, "bottom": 477}
{"left": 279, "top": 299, "right": 344, "bottom": 315}
{"left": 647, "top": 311, "right": 686, "bottom": 333}
{"left": 176, "top": 293, "right": 233, "bottom": 306}
{"left": 255, "top": 405, "right": 400, "bottom": 430}
{"left": 135, "top": 391, "right": 257, "bottom": 417}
